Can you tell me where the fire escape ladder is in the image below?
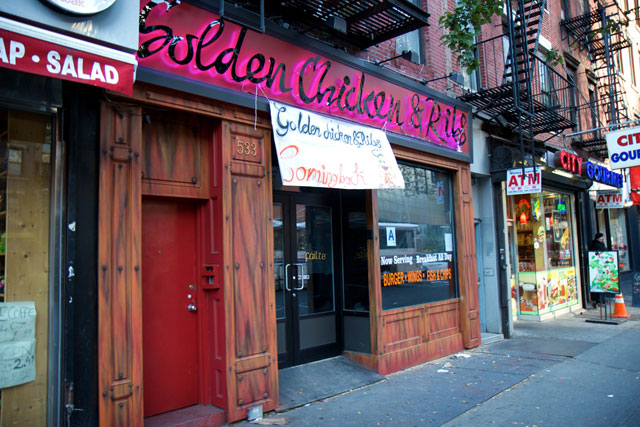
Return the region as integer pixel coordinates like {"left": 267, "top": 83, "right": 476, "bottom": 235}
{"left": 460, "top": 0, "right": 576, "bottom": 170}
{"left": 562, "top": 2, "right": 631, "bottom": 158}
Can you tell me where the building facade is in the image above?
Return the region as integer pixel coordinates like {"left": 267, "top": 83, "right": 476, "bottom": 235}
{"left": 1, "top": 0, "right": 638, "bottom": 426}
{"left": 0, "top": 0, "right": 138, "bottom": 425}
{"left": 467, "top": 0, "right": 640, "bottom": 337}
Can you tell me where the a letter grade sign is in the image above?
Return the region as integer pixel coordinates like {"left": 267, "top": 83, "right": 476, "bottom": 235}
{"left": 506, "top": 167, "right": 542, "bottom": 195}
{"left": 0, "top": 17, "right": 136, "bottom": 95}
{"left": 606, "top": 125, "right": 640, "bottom": 169}
{"left": 270, "top": 101, "right": 404, "bottom": 189}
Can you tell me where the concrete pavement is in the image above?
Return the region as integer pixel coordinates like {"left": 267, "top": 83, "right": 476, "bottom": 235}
{"left": 233, "top": 300, "right": 640, "bottom": 426}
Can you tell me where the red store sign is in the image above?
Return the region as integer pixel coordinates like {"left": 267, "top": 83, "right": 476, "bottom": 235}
{"left": 556, "top": 150, "right": 623, "bottom": 188}
{"left": 0, "top": 17, "right": 136, "bottom": 95}
{"left": 138, "top": 1, "right": 469, "bottom": 155}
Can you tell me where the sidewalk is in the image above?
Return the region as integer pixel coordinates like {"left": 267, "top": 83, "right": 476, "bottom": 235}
{"left": 233, "top": 302, "right": 640, "bottom": 426}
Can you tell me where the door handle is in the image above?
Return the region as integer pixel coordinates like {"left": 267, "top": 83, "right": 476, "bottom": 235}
{"left": 187, "top": 304, "right": 197, "bottom": 312}
{"left": 285, "top": 263, "right": 292, "bottom": 291}
{"left": 294, "top": 264, "right": 305, "bottom": 290}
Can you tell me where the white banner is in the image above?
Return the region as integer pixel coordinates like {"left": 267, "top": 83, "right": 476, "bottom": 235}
{"left": 606, "top": 126, "right": 640, "bottom": 169}
{"left": 595, "top": 190, "right": 624, "bottom": 208}
{"left": 506, "top": 167, "right": 542, "bottom": 195}
{"left": 269, "top": 101, "right": 404, "bottom": 189}
{"left": 0, "top": 302, "right": 37, "bottom": 389}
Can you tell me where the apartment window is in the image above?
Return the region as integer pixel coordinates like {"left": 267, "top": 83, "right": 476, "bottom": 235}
{"left": 502, "top": 35, "right": 511, "bottom": 83}
{"left": 638, "top": 49, "right": 640, "bottom": 84}
{"left": 616, "top": 51, "right": 624, "bottom": 75}
{"left": 561, "top": 0, "right": 571, "bottom": 19}
{"left": 538, "top": 59, "right": 554, "bottom": 106}
{"left": 462, "top": 37, "right": 480, "bottom": 91}
{"left": 567, "top": 66, "right": 579, "bottom": 131}
{"left": 588, "top": 86, "right": 599, "bottom": 135}
{"left": 631, "top": 49, "right": 637, "bottom": 86}
{"left": 395, "top": 0, "right": 423, "bottom": 63}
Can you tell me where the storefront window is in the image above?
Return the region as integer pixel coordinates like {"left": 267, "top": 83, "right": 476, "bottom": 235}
{"left": 342, "top": 191, "right": 369, "bottom": 312}
{"left": 0, "top": 108, "right": 52, "bottom": 417}
{"left": 511, "top": 191, "right": 579, "bottom": 316}
{"left": 377, "top": 164, "right": 457, "bottom": 310}
{"left": 609, "top": 209, "right": 630, "bottom": 272}
{"left": 596, "top": 208, "right": 609, "bottom": 243}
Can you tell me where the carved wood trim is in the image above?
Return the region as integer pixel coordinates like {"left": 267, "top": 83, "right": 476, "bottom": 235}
{"left": 454, "top": 165, "right": 481, "bottom": 348}
{"left": 221, "top": 121, "right": 277, "bottom": 422}
{"left": 366, "top": 190, "right": 383, "bottom": 356}
{"left": 111, "top": 84, "right": 273, "bottom": 130}
{"left": 98, "top": 102, "right": 143, "bottom": 426}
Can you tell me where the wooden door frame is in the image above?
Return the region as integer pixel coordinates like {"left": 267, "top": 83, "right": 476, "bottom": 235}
{"left": 99, "top": 83, "right": 279, "bottom": 425}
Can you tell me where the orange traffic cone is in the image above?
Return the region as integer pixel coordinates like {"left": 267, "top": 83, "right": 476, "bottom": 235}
{"left": 612, "top": 292, "right": 630, "bottom": 318}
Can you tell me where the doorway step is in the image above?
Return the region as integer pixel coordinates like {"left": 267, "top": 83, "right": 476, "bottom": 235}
{"left": 144, "top": 404, "right": 225, "bottom": 427}
{"left": 481, "top": 332, "right": 504, "bottom": 345}
{"left": 277, "top": 356, "right": 384, "bottom": 412}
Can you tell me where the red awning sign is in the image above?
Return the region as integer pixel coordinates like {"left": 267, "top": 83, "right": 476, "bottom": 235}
{"left": 0, "top": 17, "right": 136, "bottom": 95}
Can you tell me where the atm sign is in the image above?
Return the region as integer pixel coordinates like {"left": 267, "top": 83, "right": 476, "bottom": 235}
{"left": 595, "top": 191, "right": 624, "bottom": 209}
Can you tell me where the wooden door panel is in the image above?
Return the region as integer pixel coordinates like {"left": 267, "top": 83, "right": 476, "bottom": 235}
{"left": 232, "top": 174, "right": 269, "bottom": 357}
{"left": 142, "top": 110, "right": 210, "bottom": 198}
{"left": 98, "top": 102, "right": 143, "bottom": 426}
{"left": 222, "top": 121, "right": 277, "bottom": 422}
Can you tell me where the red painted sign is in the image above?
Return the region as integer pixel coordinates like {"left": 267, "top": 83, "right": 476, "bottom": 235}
{"left": 0, "top": 20, "right": 135, "bottom": 95}
{"left": 630, "top": 166, "right": 640, "bottom": 205}
{"left": 137, "top": 1, "right": 469, "bottom": 155}
{"left": 557, "top": 150, "right": 583, "bottom": 174}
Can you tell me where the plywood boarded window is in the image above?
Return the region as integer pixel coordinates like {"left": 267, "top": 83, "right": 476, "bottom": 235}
{"left": 0, "top": 108, "right": 52, "bottom": 425}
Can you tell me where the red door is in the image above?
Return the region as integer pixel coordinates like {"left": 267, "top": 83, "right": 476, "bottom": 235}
{"left": 142, "top": 198, "right": 200, "bottom": 417}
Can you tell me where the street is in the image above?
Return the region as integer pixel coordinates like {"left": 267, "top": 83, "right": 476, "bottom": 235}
{"left": 235, "top": 300, "right": 640, "bottom": 426}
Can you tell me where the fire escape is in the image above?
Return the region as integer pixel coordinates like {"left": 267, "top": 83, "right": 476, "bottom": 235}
{"left": 561, "top": 3, "right": 630, "bottom": 159}
{"left": 460, "top": 0, "right": 577, "bottom": 170}
{"left": 214, "top": 0, "right": 430, "bottom": 50}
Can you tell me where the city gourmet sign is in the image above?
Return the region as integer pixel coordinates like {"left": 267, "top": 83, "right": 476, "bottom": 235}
{"left": 138, "top": 1, "right": 470, "bottom": 155}
{"left": 606, "top": 125, "right": 640, "bottom": 169}
{"left": 555, "top": 150, "right": 623, "bottom": 188}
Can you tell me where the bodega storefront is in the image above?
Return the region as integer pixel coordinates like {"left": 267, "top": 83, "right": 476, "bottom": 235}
{"left": 95, "top": 1, "right": 479, "bottom": 424}
{"left": 505, "top": 150, "right": 625, "bottom": 321}
{"left": 508, "top": 190, "right": 581, "bottom": 319}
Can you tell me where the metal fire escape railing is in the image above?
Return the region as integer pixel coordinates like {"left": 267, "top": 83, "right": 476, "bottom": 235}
{"left": 561, "top": 3, "right": 631, "bottom": 159}
{"left": 221, "top": 0, "right": 430, "bottom": 50}
{"left": 460, "top": 0, "right": 577, "bottom": 169}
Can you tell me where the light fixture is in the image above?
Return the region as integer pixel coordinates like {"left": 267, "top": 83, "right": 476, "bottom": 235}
{"left": 551, "top": 169, "right": 575, "bottom": 179}
{"left": 520, "top": 211, "right": 528, "bottom": 224}
{"left": 423, "top": 72, "right": 465, "bottom": 86}
{"left": 375, "top": 50, "right": 417, "bottom": 65}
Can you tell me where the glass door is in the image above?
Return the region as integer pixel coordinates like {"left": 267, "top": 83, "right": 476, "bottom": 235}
{"left": 273, "top": 193, "right": 340, "bottom": 368}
